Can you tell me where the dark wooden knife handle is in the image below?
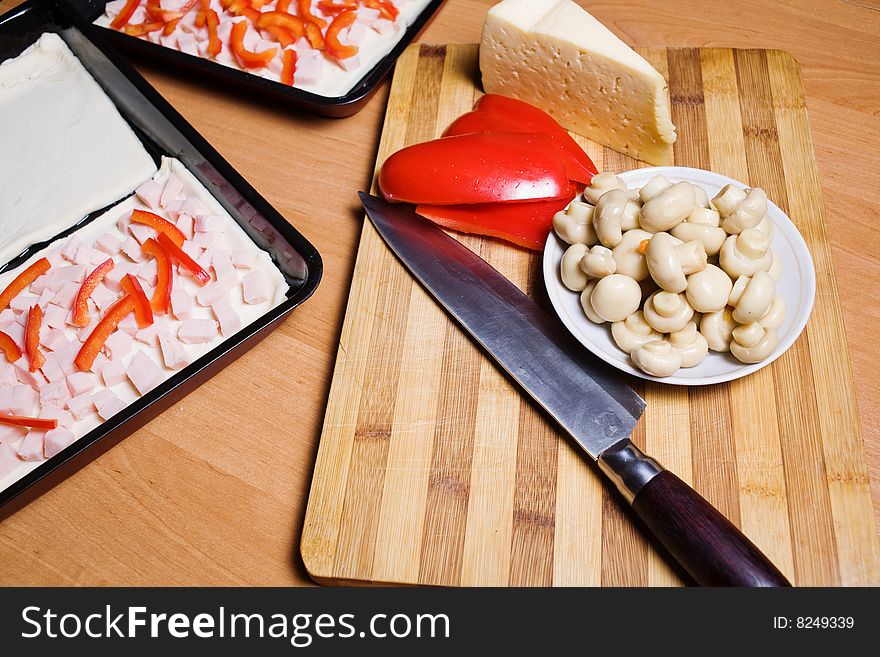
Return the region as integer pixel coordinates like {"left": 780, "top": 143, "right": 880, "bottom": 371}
{"left": 631, "top": 470, "right": 791, "bottom": 587}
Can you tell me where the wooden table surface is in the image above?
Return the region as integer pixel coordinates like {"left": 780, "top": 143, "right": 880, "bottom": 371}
{"left": 0, "top": 0, "right": 878, "bottom": 586}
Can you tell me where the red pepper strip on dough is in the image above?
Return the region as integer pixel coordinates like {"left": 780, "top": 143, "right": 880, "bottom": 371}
{"left": 298, "top": 0, "right": 327, "bottom": 28}
{"left": 362, "top": 0, "right": 398, "bottom": 20}
{"left": 196, "top": 0, "right": 210, "bottom": 27}
{"left": 25, "top": 305, "right": 46, "bottom": 372}
{"left": 110, "top": 0, "right": 142, "bottom": 29}
{"left": 156, "top": 233, "right": 211, "bottom": 286}
{"left": 280, "top": 48, "right": 297, "bottom": 85}
{"left": 276, "top": 0, "right": 292, "bottom": 11}
{"left": 72, "top": 258, "right": 115, "bottom": 327}
{"left": 121, "top": 274, "right": 155, "bottom": 329}
{"left": 444, "top": 94, "right": 598, "bottom": 184}
{"left": 255, "top": 10, "right": 306, "bottom": 37}
{"left": 379, "top": 132, "right": 570, "bottom": 205}
{"left": 141, "top": 238, "right": 173, "bottom": 314}
{"left": 206, "top": 9, "right": 222, "bottom": 56}
{"left": 324, "top": 10, "right": 358, "bottom": 60}
{"left": 265, "top": 26, "right": 297, "bottom": 47}
{"left": 0, "top": 414, "right": 57, "bottom": 431}
{"left": 317, "top": 0, "right": 356, "bottom": 14}
{"left": 130, "top": 209, "right": 186, "bottom": 247}
{"left": 0, "top": 257, "right": 51, "bottom": 313}
{"left": 0, "top": 331, "right": 21, "bottom": 363}
{"left": 124, "top": 22, "right": 166, "bottom": 36}
{"left": 229, "top": 20, "right": 277, "bottom": 69}
{"left": 75, "top": 296, "right": 137, "bottom": 372}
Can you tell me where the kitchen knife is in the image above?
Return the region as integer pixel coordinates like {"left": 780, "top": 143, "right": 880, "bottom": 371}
{"left": 359, "top": 192, "right": 790, "bottom": 587}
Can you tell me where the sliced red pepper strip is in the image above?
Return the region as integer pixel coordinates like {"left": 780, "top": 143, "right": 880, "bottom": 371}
{"left": 0, "top": 413, "right": 57, "bottom": 431}
{"left": 445, "top": 95, "right": 598, "bottom": 184}
{"left": 195, "top": 0, "right": 210, "bottom": 26}
{"left": 206, "top": 9, "right": 222, "bottom": 56}
{"left": 121, "top": 274, "right": 154, "bottom": 329}
{"left": 72, "top": 258, "right": 115, "bottom": 328}
{"left": 317, "top": 0, "right": 356, "bottom": 13}
{"left": 276, "top": 0, "right": 292, "bottom": 11}
{"left": 229, "top": 20, "right": 277, "bottom": 69}
{"left": 362, "top": 0, "right": 398, "bottom": 20}
{"left": 280, "top": 48, "right": 297, "bottom": 85}
{"left": 415, "top": 184, "right": 581, "bottom": 251}
{"left": 163, "top": 17, "right": 182, "bottom": 36}
{"left": 0, "top": 331, "right": 22, "bottom": 363}
{"left": 141, "top": 238, "right": 173, "bottom": 313}
{"left": 379, "top": 132, "right": 570, "bottom": 205}
{"left": 75, "top": 296, "right": 137, "bottom": 372}
{"left": 110, "top": 0, "right": 142, "bottom": 29}
{"left": 265, "top": 25, "right": 297, "bottom": 47}
{"left": 124, "top": 21, "right": 166, "bottom": 36}
{"left": 0, "top": 257, "right": 50, "bottom": 313}
{"left": 298, "top": 0, "right": 327, "bottom": 28}
{"left": 130, "top": 209, "right": 186, "bottom": 247}
{"left": 156, "top": 232, "right": 211, "bottom": 286}
{"left": 304, "top": 20, "right": 324, "bottom": 48}
{"left": 324, "top": 10, "right": 358, "bottom": 60}
{"left": 255, "top": 10, "right": 306, "bottom": 36}
{"left": 25, "top": 305, "right": 45, "bottom": 373}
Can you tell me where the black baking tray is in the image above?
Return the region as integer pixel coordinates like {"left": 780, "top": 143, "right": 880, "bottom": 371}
{"left": 67, "top": 0, "right": 446, "bottom": 117}
{"left": 0, "top": 0, "right": 322, "bottom": 518}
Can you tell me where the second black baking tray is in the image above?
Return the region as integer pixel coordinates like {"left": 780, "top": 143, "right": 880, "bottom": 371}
{"left": 67, "top": 0, "right": 446, "bottom": 117}
{"left": 0, "top": 0, "right": 322, "bottom": 518}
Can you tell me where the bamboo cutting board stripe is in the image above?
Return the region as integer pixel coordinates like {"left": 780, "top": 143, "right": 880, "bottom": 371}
{"left": 302, "top": 44, "right": 880, "bottom": 586}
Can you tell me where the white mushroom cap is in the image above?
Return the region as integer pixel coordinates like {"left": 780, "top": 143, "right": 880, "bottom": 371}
{"left": 767, "top": 250, "right": 783, "bottom": 281}
{"left": 758, "top": 296, "right": 787, "bottom": 329}
{"left": 711, "top": 184, "right": 747, "bottom": 216}
{"left": 553, "top": 200, "right": 597, "bottom": 245}
{"left": 671, "top": 222, "right": 726, "bottom": 257}
{"left": 621, "top": 201, "right": 642, "bottom": 231}
{"left": 580, "top": 280, "right": 605, "bottom": 324}
{"left": 643, "top": 290, "right": 695, "bottom": 333}
{"left": 646, "top": 232, "right": 707, "bottom": 293}
{"left": 686, "top": 264, "right": 733, "bottom": 313}
{"left": 691, "top": 184, "right": 710, "bottom": 209}
{"left": 639, "top": 174, "right": 672, "bottom": 203}
{"left": 593, "top": 189, "right": 629, "bottom": 248}
{"left": 730, "top": 326, "right": 779, "bottom": 364}
{"left": 728, "top": 271, "right": 776, "bottom": 323}
{"left": 631, "top": 340, "right": 682, "bottom": 377}
{"left": 669, "top": 321, "right": 709, "bottom": 368}
{"left": 686, "top": 206, "right": 720, "bottom": 227}
{"left": 579, "top": 245, "right": 617, "bottom": 278}
{"left": 640, "top": 182, "right": 696, "bottom": 232}
{"left": 611, "top": 311, "right": 662, "bottom": 353}
{"left": 561, "top": 243, "right": 590, "bottom": 291}
{"left": 590, "top": 274, "right": 642, "bottom": 322}
{"left": 612, "top": 229, "right": 653, "bottom": 281}
{"left": 583, "top": 172, "right": 627, "bottom": 205}
{"left": 700, "top": 307, "right": 737, "bottom": 352}
{"left": 721, "top": 187, "right": 768, "bottom": 234}
{"left": 755, "top": 215, "right": 774, "bottom": 241}
{"left": 719, "top": 228, "right": 773, "bottom": 278}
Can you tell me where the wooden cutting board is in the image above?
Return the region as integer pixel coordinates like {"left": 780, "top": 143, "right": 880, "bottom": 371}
{"left": 301, "top": 44, "right": 880, "bottom": 586}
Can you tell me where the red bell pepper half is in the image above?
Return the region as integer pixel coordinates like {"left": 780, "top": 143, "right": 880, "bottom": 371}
{"left": 0, "top": 331, "right": 21, "bottom": 363}
{"left": 141, "top": 238, "right": 173, "bottom": 314}
{"left": 0, "top": 257, "right": 50, "bottom": 313}
{"left": 75, "top": 295, "right": 137, "bottom": 372}
{"left": 415, "top": 185, "right": 580, "bottom": 251}
{"left": 379, "top": 132, "right": 570, "bottom": 205}
{"left": 72, "top": 258, "right": 115, "bottom": 327}
{"left": 121, "top": 274, "right": 155, "bottom": 329}
{"left": 25, "top": 305, "right": 45, "bottom": 373}
{"left": 0, "top": 413, "right": 57, "bottom": 431}
{"left": 130, "top": 209, "right": 186, "bottom": 247}
{"left": 156, "top": 232, "right": 211, "bottom": 286}
{"left": 443, "top": 95, "right": 597, "bottom": 184}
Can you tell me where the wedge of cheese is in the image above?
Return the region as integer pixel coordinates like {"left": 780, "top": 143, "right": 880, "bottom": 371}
{"left": 480, "top": 0, "right": 676, "bottom": 166}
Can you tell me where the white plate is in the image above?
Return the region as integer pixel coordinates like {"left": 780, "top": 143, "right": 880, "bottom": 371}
{"left": 543, "top": 166, "right": 816, "bottom": 386}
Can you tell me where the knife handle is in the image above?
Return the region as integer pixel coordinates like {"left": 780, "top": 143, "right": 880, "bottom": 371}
{"left": 599, "top": 440, "right": 791, "bottom": 587}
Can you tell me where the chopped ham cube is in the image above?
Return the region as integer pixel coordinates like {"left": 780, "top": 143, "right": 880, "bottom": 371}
{"left": 181, "top": 241, "right": 202, "bottom": 261}
{"left": 138, "top": 259, "right": 158, "bottom": 287}
{"left": 104, "top": 262, "right": 141, "bottom": 292}
{"left": 135, "top": 323, "right": 160, "bottom": 347}
{"left": 92, "top": 352, "right": 110, "bottom": 375}
{"left": 212, "top": 298, "right": 241, "bottom": 337}
{"left": 176, "top": 213, "right": 194, "bottom": 240}
{"left": 30, "top": 274, "right": 49, "bottom": 295}
{"left": 196, "top": 251, "right": 213, "bottom": 272}
{"left": 196, "top": 281, "right": 229, "bottom": 306}
{"left": 104, "top": 330, "right": 133, "bottom": 359}
{"left": 13, "top": 359, "right": 45, "bottom": 391}
{"left": 56, "top": 341, "right": 82, "bottom": 376}
{"left": 46, "top": 265, "right": 86, "bottom": 292}
{"left": 36, "top": 288, "right": 55, "bottom": 310}
{"left": 127, "top": 351, "right": 163, "bottom": 395}
{"left": 93, "top": 388, "right": 126, "bottom": 420}
{"left": 231, "top": 250, "right": 257, "bottom": 269}
{"left": 0, "top": 308, "right": 16, "bottom": 329}
{"left": 44, "top": 427, "right": 76, "bottom": 458}
{"left": 183, "top": 197, "right": 211, "bottom": 218}
{"left": 41, "top": 406, "right": 75, "bottom": 430}
{"left": 193, "top": 231, "right": 224, "bottom": 250}
{"left": 66, "top": 371, "right": 96, "bottom": 396}
{"left": 212, "top": 251, "right": 237, "bottom": 286}
{"left": 61, "top": 236, "right": 81, "bottom": 262}
{"left": 122, "top": 236, "right": 145, "bottom": 261}
{"left": 66, "top": 392, "right": 95, "bottom": 420}
{"left": 178, "top": 319, "right": 219, "bottom": 344}
{"left": 242, "top": 270, "right": 273, "bottom": 304}
{"left": 0, "top": 363, "right": 16, "bottom": 387}
{"left": 158, "top": 331, "right": 192, "bottom": 370}
{"left": 0, "top": 383, "right": 38, "bottom": 415}
{"left": 9, "top": 295, "right": 38, "bottom": 313}
{"left": 3, "top": 322, "right": 24, "bottom": 346}
{"left": 118, "top": 313, "right": 139, "bottom": 337}
{"left": 40, "top": 379, "right": 71, "bottom": 407}
{"left": 0, "top": 442, "right": 21, "bottom": 477}
{"left": 17, "top": 431, "right": 45, "bottom": 461}
{"left": 96, "top": 234, "right": 123, "bottom": 256}
{"left": 160, "top": 174, "right": 184, "bottom": 207}
{"left": 136, "top": 179, "right": 164, "bottom": 209}
{"left": 53, "top": 281, "right": 80, "bottom": 309}
{"left": 91, "top": 284, "right": 118, "bottom": 312}
{"left": 129, "top": 223, "right": 154, "bottom": 246}
{"left": 101, "top": 360, "right": 127, "bottom": 387}
{"left": 43, "top": 303, "right": 69, "bottom": 330}
{"left": 74, "top": 244, "right": 98, "bottom": 266}
{"left": 194, "top": 214, "right": 225, "bottom": 232}
{"left": 165, "top": 198, "right": 185, "bottom": 221}
{"left": 171, "top": 289, "right": 194, "bottom": 320}
{"left": 40, "top": 328, "right": 69, "bottom": 353}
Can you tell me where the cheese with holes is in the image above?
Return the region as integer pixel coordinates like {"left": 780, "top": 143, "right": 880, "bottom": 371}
{"left": 480, "top": 0, "right": 676, "bottom": 165}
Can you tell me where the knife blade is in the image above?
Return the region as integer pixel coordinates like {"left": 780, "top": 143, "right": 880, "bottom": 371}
{"left": 360, "top": 192, "right": 790, "bottom": 587}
